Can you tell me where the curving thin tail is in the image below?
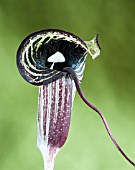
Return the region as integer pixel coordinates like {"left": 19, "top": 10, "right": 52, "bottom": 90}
{"left": 63, "top": 67, "right": 135, "bottom": 167}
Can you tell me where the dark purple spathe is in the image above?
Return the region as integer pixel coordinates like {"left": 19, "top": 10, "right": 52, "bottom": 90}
{"left": 37, "top": 76, "right": 76, "bottom": 148}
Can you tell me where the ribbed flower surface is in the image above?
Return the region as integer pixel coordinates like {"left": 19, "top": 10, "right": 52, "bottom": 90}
{"left": 37, "top": 76, "right": 76, "bottom": 170}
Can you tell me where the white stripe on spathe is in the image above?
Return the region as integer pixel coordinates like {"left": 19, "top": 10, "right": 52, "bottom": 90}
{"left": 61, "top": 77, "right": 65, "bottom": 115}
{"left": 46, "top": 83, "right": 52, "bottom": 145}
{"left": 54, "top": 79, "right": 59, "bottom": 122}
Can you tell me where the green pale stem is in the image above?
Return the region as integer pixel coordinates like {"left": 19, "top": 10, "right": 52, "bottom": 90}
{"left": 39, "top": 144, "right": 59, "bottom": 170}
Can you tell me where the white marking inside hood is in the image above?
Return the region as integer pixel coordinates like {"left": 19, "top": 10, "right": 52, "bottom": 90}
{"left": 47, "top": 51, "right": 65, "bottom": 63}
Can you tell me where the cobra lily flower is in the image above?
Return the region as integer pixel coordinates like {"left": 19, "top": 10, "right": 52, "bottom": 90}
{"left": 16, "top": 29, "right": 135, "bottom": 170}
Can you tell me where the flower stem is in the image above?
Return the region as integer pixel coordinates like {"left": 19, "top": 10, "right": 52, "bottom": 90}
{"left": 42, "top": 146, "right": 59, "bottom": 170}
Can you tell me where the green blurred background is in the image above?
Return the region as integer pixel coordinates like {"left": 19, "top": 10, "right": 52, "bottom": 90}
{"left": 0, "top": 0, "right": 135, "bottom": 169}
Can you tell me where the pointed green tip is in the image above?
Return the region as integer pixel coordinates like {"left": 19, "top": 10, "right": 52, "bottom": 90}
{"left": 85, "top": 34, "right": 101, "bottom": 59}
